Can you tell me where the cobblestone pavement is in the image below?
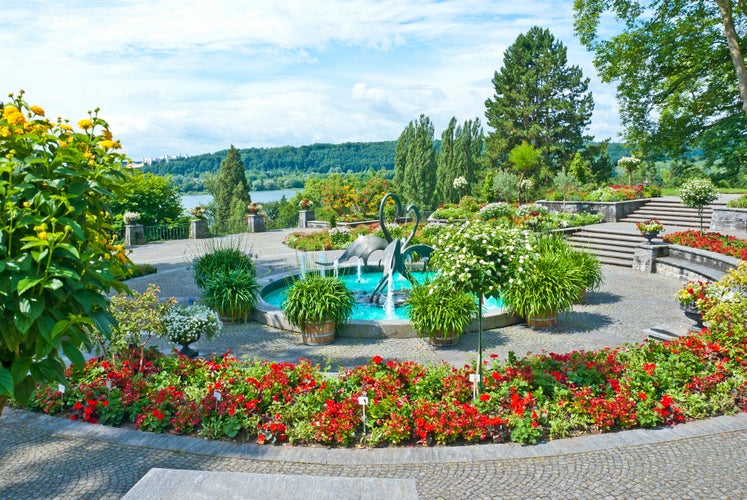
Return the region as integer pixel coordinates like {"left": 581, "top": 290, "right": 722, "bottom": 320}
{"left": 3, "top": 228, "right": 747, "bottom": 499}
{"left": 2, "top": 408, "right": 746, "bottom": 498}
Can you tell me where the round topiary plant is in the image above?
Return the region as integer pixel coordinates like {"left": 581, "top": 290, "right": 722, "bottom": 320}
{"left": 678, "top": 178, "right": 718, "bottom": 234}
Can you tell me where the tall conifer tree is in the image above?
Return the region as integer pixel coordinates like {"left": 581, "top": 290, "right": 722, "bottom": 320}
{"left": 213, "top": 145, "right": 251, "bottom": 221}
{"left": 485, "top": 27, "right": 593, "bottom": 176}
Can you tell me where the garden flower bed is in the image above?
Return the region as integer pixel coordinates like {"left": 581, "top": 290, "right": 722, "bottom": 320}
{"left": 30, "top": 323, "right": 747, "bottom": 446}
{"left": 663, "top": 230, "right": 747, "bottom": 260}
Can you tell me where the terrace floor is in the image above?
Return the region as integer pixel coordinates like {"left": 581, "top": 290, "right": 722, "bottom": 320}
{"left": 2, "top": 226, "right": 746, "bottom": 498}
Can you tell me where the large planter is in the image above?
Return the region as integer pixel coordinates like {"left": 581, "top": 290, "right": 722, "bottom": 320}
{"left": 178, "top": 335, "right": 200, "bottom": 358}
{"left": 427, "top": 330, "right": 460, "bottom": 347}
{"left": 301, "top": 320, "right": 336, "bottom": 345}
{"left": 527, "top": 310, "right": 558, "bottom": 328}
{"left": 683, "top": 302, "right": 705, "bottom": 330}
{"left": 642, "top": 231, "right": 660, "bottom": 245}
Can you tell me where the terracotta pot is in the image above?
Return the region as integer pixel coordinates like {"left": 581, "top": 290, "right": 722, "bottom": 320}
{"left": 302, "top": 320, "right": 336, "bottom": 345}
{"left": 527, "top": 311, "right": 558, "bottom": 328}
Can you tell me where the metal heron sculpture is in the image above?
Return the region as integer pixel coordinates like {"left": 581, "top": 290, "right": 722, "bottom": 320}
{"left": 317, "top": 192, "right": 434, "bottom": 303}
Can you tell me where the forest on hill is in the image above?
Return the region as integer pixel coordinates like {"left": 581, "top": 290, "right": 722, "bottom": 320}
{"left": 144, "top": 141, "right": 396, "bottom": 192}
{"left": 144, "top": 140, "right": 629, "bottom": 193}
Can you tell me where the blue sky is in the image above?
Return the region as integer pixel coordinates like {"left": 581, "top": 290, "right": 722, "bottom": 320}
{"left": 2, "top": 0, "right": 622, "bottom": 161}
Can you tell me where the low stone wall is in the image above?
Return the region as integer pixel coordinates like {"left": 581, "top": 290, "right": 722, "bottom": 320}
{"left": 537, "top": 199, "right": 649, "bottom": 222}
{"left": 710, "top": 207, "right": 747, "bottom": 233}
{"left": 665, "top": 245, "right": 740, "bottom": 277}
{"left": 635, "top": 242, "right": 740, "bottom": 282}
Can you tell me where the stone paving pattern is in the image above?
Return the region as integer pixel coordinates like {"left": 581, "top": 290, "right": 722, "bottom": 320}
{"left": 2, "top": 227, "right": 747, "bottom": 498}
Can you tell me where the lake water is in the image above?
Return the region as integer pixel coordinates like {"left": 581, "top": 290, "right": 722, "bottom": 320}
{"left": 181, "top": 189, "right": 299, "bottom": 211}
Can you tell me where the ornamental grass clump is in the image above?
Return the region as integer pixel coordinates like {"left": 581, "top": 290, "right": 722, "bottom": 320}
{"left": 406, "top": 277, "right": 478, "bottom": 342}
{"left": 191, "top": 239, "right": 255, "bottom": 289}
{"left": 282, "top": 274, "right": 355, "bottom": 331}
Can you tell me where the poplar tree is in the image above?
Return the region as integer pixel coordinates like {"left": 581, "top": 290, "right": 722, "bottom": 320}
{"left": 397, "top": 115, "right": 437, "bottom": 209}
{"left": 436, "top": 117, "right": 484, "bottom": 204}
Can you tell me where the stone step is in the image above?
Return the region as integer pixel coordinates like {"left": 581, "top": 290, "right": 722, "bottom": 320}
{"left": 569, "top": 232, "right": 643, "bottom": 245}
{"left": 646, "top": 327, "right": 684, "bottom": 342}
{"left": 567, "top": 240, "right": 638, "bottom": 254}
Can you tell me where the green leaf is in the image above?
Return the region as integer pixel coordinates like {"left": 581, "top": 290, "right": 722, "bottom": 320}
{"left": 13, "top": 313, "right": 33, "bottom": 335}
{"left": 13, "top": 375, "right": 36, "bottom": 406}
{"left": 62, "top": 342, "right": 85, "bottom": 368}
{"left": 17, "top": 277, "right": 44, "bottom": 295}
{"left": 57, "top": 217, "right": 85, "bottom": 241}
{"left": 55, "top": 243, "right": 80, "bottom": 260}
{"left": 0, "top": 366, "right": 13, "bottom": 398}
{"left": 10, "top": 357, "right": 32, "bottom": 383}
{"left": 43, "top": 278, "right": 64, "bottom": 291}
{"left": 50, "top": 319, "right": 70, "bottom": 340}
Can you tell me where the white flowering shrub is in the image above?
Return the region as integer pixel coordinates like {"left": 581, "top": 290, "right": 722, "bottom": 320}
{"left": 162, "top": 305, "right": 221, "bottom": 345}
{"left": 678, "top": 178, "right": 718, "bottom": 208}
{"left": 515, "top": 204, "right": 549, "bottom": 217}
{"left": 429, "top": 220, "right": 537, "bottom": 297}
{"left": 479, "top": 202, "right": 516, "bottom": 220}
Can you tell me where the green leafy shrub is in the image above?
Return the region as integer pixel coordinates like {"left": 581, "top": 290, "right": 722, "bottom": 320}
{"left": 92, "top": 284, "right": 176, "bottom": 366}
{"left": 727, "top": 194, "right": 747, "bottom": 208}
{"left": 202, "top": 269, "right": 259, "bottom": 323}
{"left": 1, "top": 92, "right": 131, "bottom": 413}
{"left": 406, "top": 278, "right": 478, "bottom": 341}
{"left": 478, "top": 202, "right": 515, "bottom": 220}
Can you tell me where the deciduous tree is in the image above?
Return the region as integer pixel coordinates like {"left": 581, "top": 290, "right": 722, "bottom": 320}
{"left": 574, "top": 0, "right": 747, "bottom": 184}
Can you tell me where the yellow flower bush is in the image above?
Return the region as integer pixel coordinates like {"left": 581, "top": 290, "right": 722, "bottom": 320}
{"left": 0, "top": 90, "right": 132, "bottom": 415}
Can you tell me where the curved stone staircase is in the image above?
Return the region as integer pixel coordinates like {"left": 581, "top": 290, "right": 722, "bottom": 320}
{"left": 566, "top": 196, "right": 727, "bottom": 267}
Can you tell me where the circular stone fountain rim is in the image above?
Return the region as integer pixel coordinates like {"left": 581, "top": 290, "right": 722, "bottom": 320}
{"left": 252, "top": 265, "right": 522, "bottom": 340}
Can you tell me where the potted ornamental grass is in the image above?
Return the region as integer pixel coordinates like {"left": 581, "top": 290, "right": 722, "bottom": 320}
{"left": 502, "top": 238, "right": 586, "bottom": 328}
{"left": 282, "top": 274, "right": 355, "bottom": 345}
{"left": 161, "top": 304, "right": 221, "bottom": 358}
{"left": 406, "top": 277, "right": 478, "bottom": 346}
{"left": 202, "top": 269, "right": 260, "bottom": 323}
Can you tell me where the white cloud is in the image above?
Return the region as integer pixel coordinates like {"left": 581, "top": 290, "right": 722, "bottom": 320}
{"left": 1, "top": 0, "right": 623, "bottom": 159}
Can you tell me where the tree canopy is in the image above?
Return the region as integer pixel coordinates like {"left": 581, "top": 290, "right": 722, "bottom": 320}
{"left": 574, "top": 0, "right": 747, "bottom": 184}
{"left": 485, "top": 26, "right": 594, "bottom": 176}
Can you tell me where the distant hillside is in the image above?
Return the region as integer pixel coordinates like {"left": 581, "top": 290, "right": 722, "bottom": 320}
{"left": 144, "top": 141, "right": 397, "bottom": 177}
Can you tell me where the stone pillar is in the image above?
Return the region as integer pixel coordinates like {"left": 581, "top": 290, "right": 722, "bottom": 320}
{"left": 298, "top": 210, "right": 315, "bottom": 228}
{"left": 124, "top": 224, "right": 145, "bottom": 246}
{"left": 632, "top": 242, "right": 669, "bottom": 273}
{"left": 247, "top": 214, "right": 265, "bottom": 233}
{"left": 189, "top": 219, "right": 210, "bottom": 239}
